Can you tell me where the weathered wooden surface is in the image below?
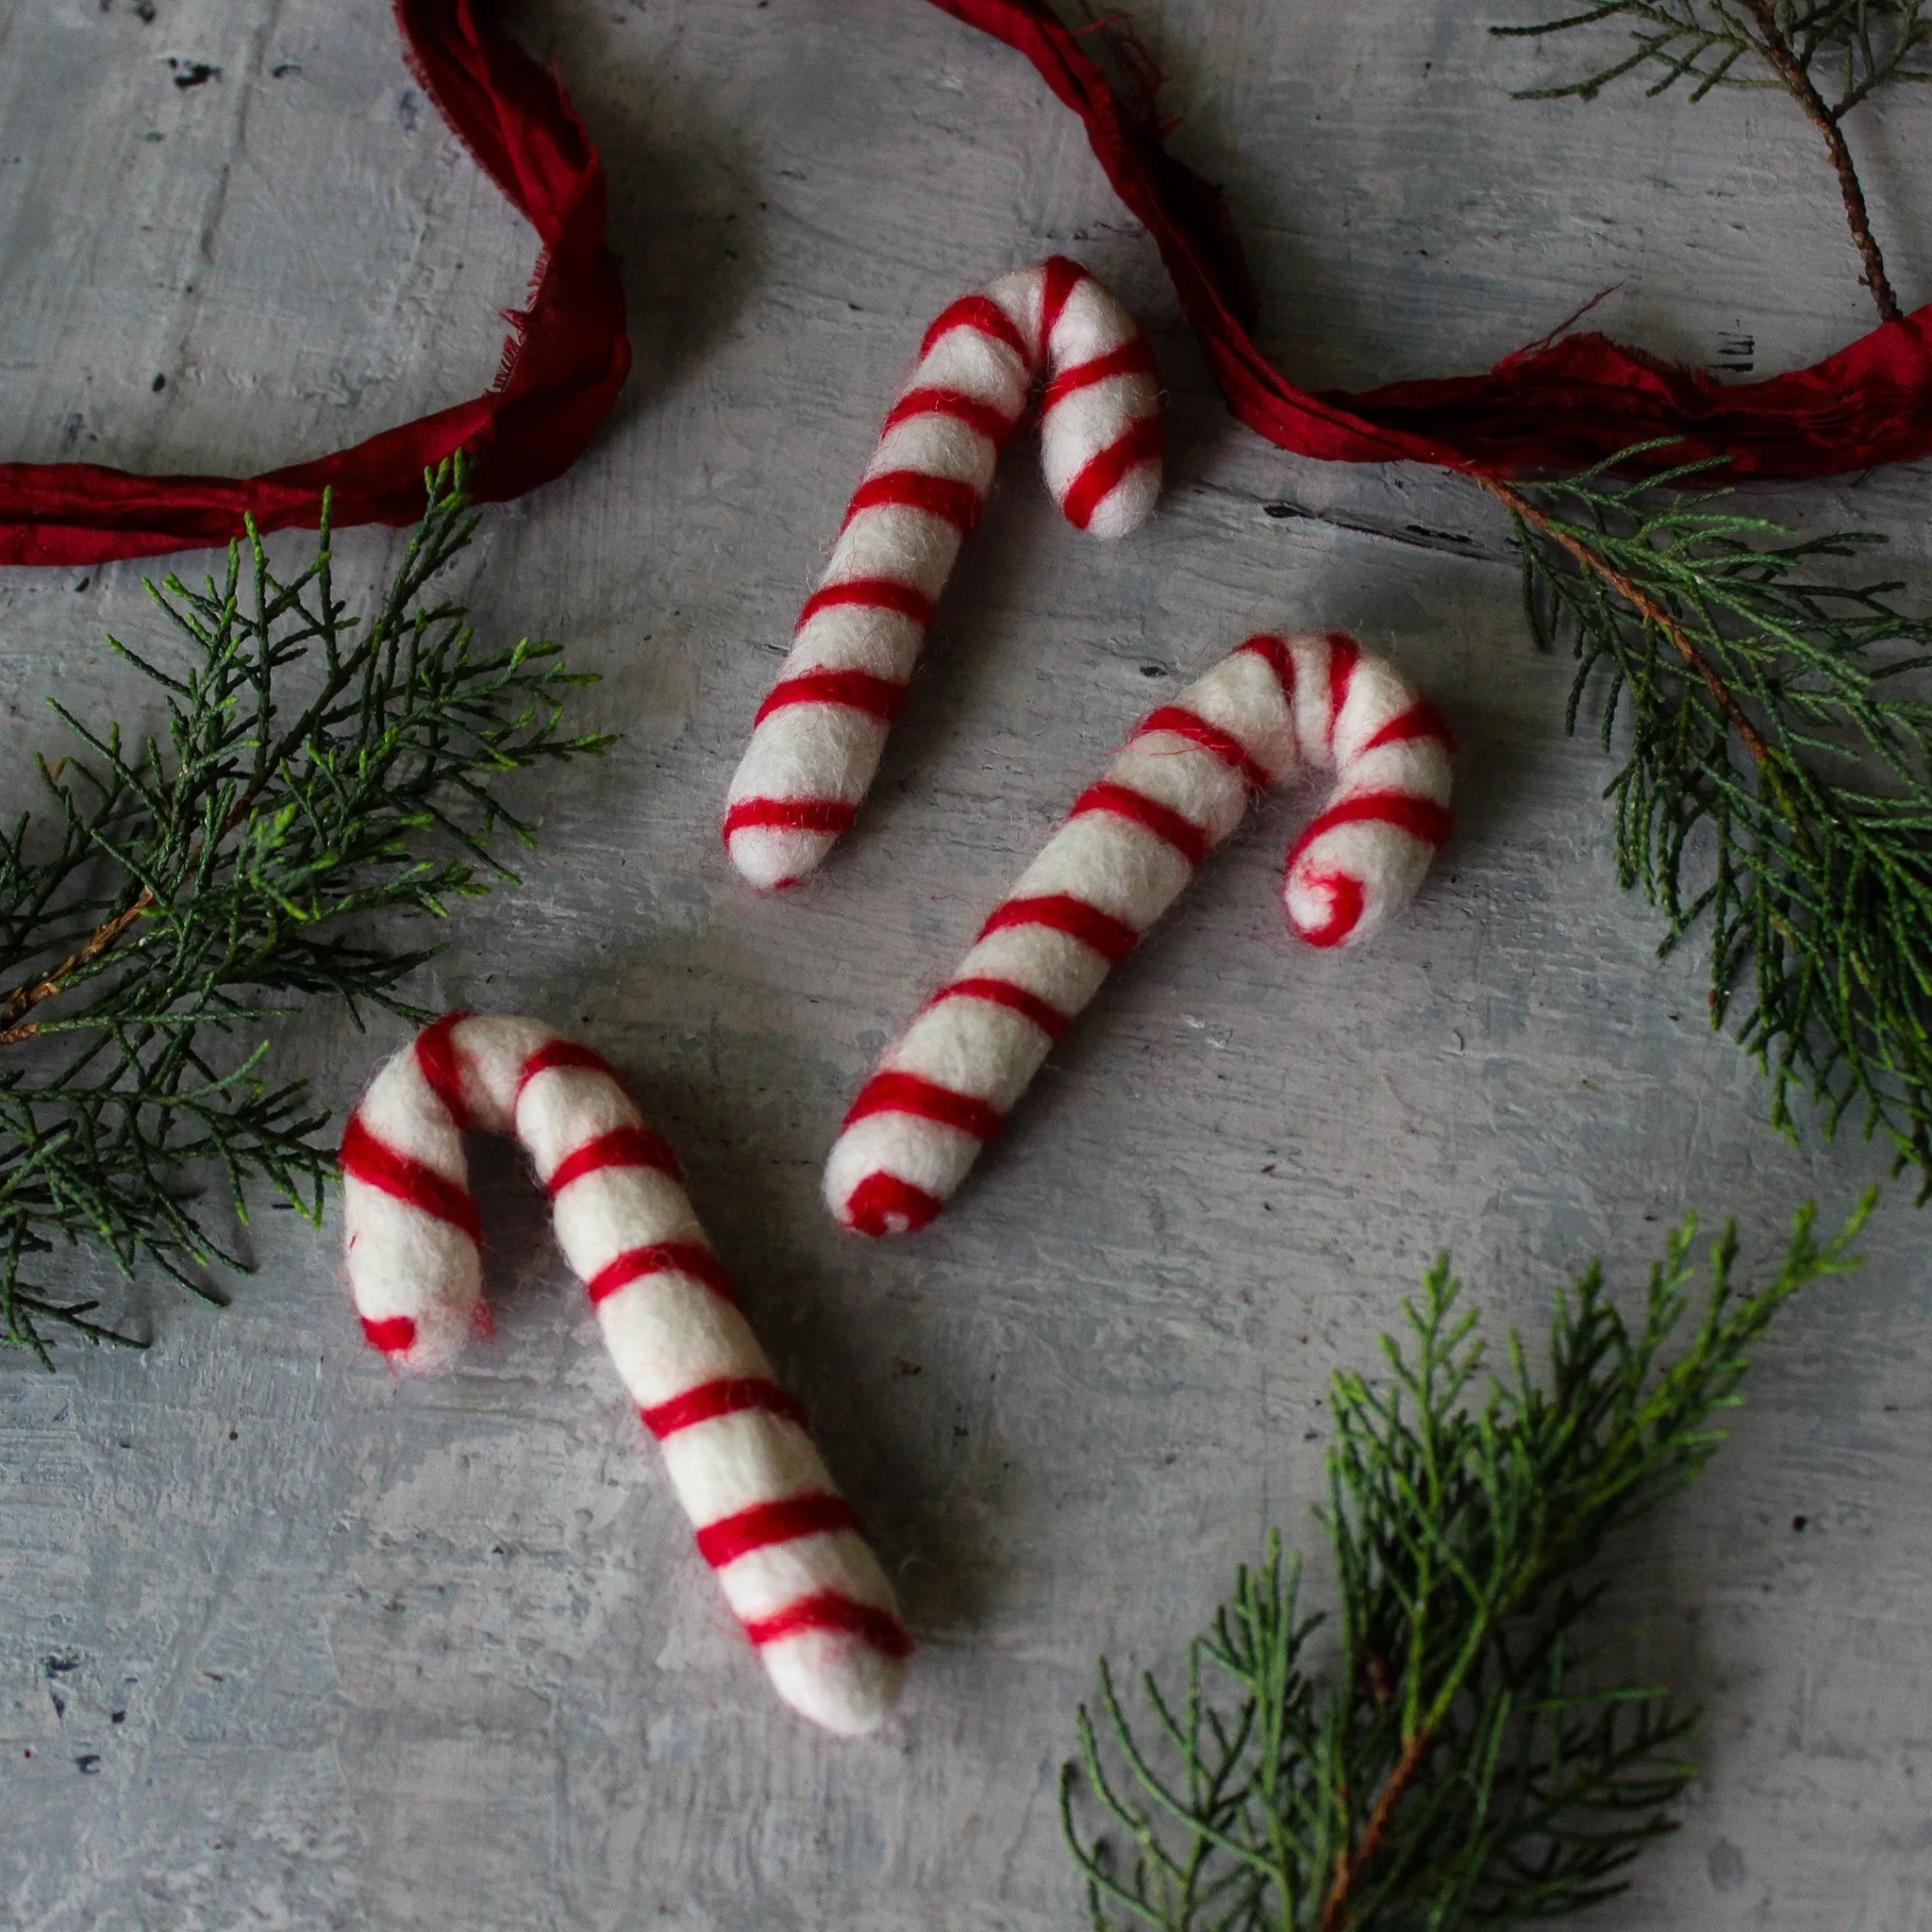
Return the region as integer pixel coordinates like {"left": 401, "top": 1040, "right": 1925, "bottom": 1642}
{"left": 3, "top": 1, "right": 1930, "bottom": 1925}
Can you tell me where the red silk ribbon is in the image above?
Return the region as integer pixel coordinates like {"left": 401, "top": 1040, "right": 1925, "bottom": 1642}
{"left": 8, "top": 0, "right": 1925, "bottom": 569}
{"left": 930, "top": 0, "right": 1932, "bottom": 481}
{"left": 0, "top": 0, "right": 629, "bottom": 566}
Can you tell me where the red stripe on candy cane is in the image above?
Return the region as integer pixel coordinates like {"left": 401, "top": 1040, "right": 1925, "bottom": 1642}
{"left": 742, "top": 1591, "right": 914, "bottom": 1661}
{"left": 1059, "top": 412, "right": 1165, "bottom": 532}
{"left": 586, "top": 1240, "right": 738, "bottom": 1308}
{"left": 412, "top": 1010, "right": 475, "bottom": 1129}
{"left": 722, "top": 796, "right": 860, "bottom": 841}
{"left": 340, "top": 1114, "right": 481, "bottom": 1243}
{"left": 517, "top": 1036, "right": 622, "bottom": 1095}
{"left": 695, "top": 1493, "right": 862, "bottom": 1568}
{"left": 1364, "top": 702, "right": 1456, "bottom": 754}
{"left": 1292, "top": 790, "right": 1455, "bottom": 853}
{"left": 546, "top": 1124, "right": 682, "bottom": 1194}
{"left": 724, "top": 258, "right": 1164, "bottom": 891}
{"left": 921, "top": 292, "right": 1030, "bottom": 361}
{"left": 1070, "top": 778, "right": 1211, "bottom": 866}
{"left": 1041, "top": 336, "right": 1159, "bottom": 410}
{"left": 1130, "top": 706, "right": 1274, "bottom": 795}
{"left": 843, "top": 470, "right": 984, "bottom": 533}
{"left": 1040, "top": 253, "right": 1089, "bottom": 343}
{"left": 1293, "top": 873, "right": 1366, "bottom": 949}
{"left": 825, "top": 633, "right": 1453, "bottom": 1237}
{"left": 641, "top": 1376, "right": 809, "bottom": 1441}
{"left": 926, "top": 976, "right": 1070, "bottom": 1041}
{"left": 1325, "top": 632, "right": 1362, "bottom": 756}
{"left": 842, "top": 1172, "right": 945, "bottom": 1239}
{"left": 341, "top": 1015, "right": 910, "bottom": 1736}
{"left": 796, "top": 577, "right": 937, "bottom": 631}
{"left": 361, "top": 1314, "right": 417, "bottom": 1355}
{"left": 1237, "top": 632, "right": 1298, "bottom": 703}
{"left": 978, "top": 893, "right": 1140, "bottom": 962}
{"left": 755, "top": 670, "right": 908, "bottom": 728}
{"left": 880, "top": 386, "right": 1016, "bottom": 447}
{"left": 844, "top": 1071, "right": 1007, "bottom": 1142}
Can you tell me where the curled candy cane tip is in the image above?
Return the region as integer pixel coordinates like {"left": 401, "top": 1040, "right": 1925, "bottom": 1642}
{"left": 724, "top": 258, "right": 1164, "bottom": 889}
{"left": 825, "top": 632, "right": 1454, "bottom": 1237}
{"left": 341, "top": 1013, "right": 909, "bottom": 1733}
{"left": 1285, "top": 870, "right": 1366, "bottom": 949}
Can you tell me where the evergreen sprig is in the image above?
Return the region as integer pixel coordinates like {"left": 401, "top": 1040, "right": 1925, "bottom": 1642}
{"left": 0, "top": 456, "right": 608, "bottom": 1360}
{"left": 1496, "top": 0, "right": 1932, "bottom": 105}
{"left": 1481, "top": 458, "right": 1932, "bottom": 1196}
{"left": 1062, "top": 1194, "right": 1873, "bottom": 1931}
{"left": 1495, "top": 1, "right": 1927, "bottom": 319}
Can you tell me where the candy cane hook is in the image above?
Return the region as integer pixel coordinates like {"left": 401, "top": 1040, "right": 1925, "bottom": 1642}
{"left": 341, "top": 1014, "right": 910, "bottom": 1735}
{"left": 724, "top": 256, "right": 1165, "bottom": 891}
{"left": 824, "top": 633, "right": 1454, "bottom": 1237}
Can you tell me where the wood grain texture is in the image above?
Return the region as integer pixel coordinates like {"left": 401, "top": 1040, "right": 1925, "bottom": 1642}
{"left": 1, "top": 1, "right": 1929, "bottom": 1925}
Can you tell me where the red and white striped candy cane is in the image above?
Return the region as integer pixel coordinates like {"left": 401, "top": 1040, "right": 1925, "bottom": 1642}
{"left": 723, "top": 256, "right": 1164, "bottom": 891}
{"left": 824, "top": 633, "right": 1454, "bottom": 1237}
{"left": 341, "top": 1013, "right": 910, "bottom": 1735}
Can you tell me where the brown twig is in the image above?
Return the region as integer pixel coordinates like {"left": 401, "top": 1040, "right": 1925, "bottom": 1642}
{"left": 0, "top": 889, "right": 156, "bottom": 1047}
{"left": 1744, "top": 0, "right": 1902, "bottom": 325}
{"left": 1476, "top": 475, "right": 1774, "bottom": 768}
{"left": 1316, "top": 1727, "right": 1432, "bottom": 1932}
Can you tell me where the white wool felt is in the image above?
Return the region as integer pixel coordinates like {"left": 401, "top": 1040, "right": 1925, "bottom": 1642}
{"left": 714, "top": 1531, "right": 901, "bottom": 1626}
{"left": 870, "top": 413, "right": 1001, "bottom": 491}
{"left": 341, "top": 1013, "right": 910, "bottom": 1735}
{"left": 824, "top": 632, "right": 1454, "bottom": 1237}
{"left": 886, "top": 997, "right": 1053, "bottom": 1109}
{"left": 341, "top": 1189, "right": 480, "bottom": 1371}
{"left": 724, "top": 256, "right": 1165, "bottom": 891}
{"left": 823, "top": 506, "right": 964, "bottom": 597}
{"left": 596, "top": 1279, "right": 766, "bottom": 1406}
{"left": 788, "top": 602, "right": 927, "bottom": 680}
{"left": 765, "top": 1630, "right": 907, "bottom": 1739}
{"left": 823, "top": 1112, "right": 983, "bottom": 1237}
{"left": 551, "top": 1169, "right": 704, "bottom": 1282}
{"left": 1009, "top": 812, "right": 1194, "bottom": 932}
{"left": 952, "top": 923, "right": 1115, "bottom": 1016}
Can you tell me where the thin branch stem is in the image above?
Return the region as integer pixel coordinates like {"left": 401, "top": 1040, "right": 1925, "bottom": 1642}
{"left": 1316, "top": 1728, "right": 1433, "bottom": 1932}
{"left": 1743, "top": 0, "right": 1902, "bottom": 322}
{"left": 0, "top": 888, "right": 155, "bottom": 1042}
{"left": 1476, "top": 474, "right": 1774, "bottom": 765}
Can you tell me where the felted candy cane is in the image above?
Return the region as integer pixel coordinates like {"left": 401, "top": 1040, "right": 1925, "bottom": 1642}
{"left": 341, "top": 1013, "right": 910, "bottom": 1736}
{"left": 824, "top": 632, "right": 1453, "bottom": 1237}
{"left": 723, "top": 256, "right": 1164, "bottom": 891}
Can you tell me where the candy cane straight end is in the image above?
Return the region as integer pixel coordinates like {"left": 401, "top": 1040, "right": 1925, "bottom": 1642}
{"left": 823, "top": 631, "right": 1454, "bottom": 1234}
{"left": 716, "top": 808, "right": 821, "bottom": 891}
{"left": 341, "top": 1012, "right": 910, "bottom": 1734}
{"left": 829, "top": 1167, "right": 945, "bottom": 1241}
{"left": 763, "top": 1624, "right": 911, "bottom": 1737}
{"left": 724, "top": 256, "right": 1164, "bottom": 891}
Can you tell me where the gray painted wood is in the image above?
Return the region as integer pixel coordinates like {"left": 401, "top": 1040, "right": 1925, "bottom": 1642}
{"left": 1, "top": 1, "right": 1929, "bottom": 1924}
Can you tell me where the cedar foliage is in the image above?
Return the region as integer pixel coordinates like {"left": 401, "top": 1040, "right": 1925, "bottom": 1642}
{"left": 1489, "top": 460, "right": 1932, "bottom": 1198}
{"left": 1498, "top": 0, "right": 1932, "bottom": 108}
{"left": 1062, "top": 1195, "right": 1872, "bottom": 1930}
{"left": 0, "top": 458, "right": 607, "bottom": 1359}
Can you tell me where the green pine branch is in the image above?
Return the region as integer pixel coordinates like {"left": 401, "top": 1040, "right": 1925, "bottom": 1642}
{"left": 1062, "top": 1193, "right": 1873, "bottom": 1931}
{"left": 0, "top": 455, "right": 609, "bottom": 1361}
{"left": 1494, "top": 1, "right": 1928, "bottom": 320}
{"left": 1479, "top": 458, "right": 1932, "bottom": 1198}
